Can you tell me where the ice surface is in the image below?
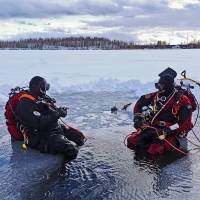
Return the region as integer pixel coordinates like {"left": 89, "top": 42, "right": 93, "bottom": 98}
{"left": 1, "top": 50, "right": 200, "bottom": 200}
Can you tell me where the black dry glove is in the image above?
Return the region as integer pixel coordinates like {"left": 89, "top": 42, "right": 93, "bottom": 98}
{"left": 164, "top": 129, "right": 186, "bottom": 138}
{"left": 57, "top": 107, "right": 68, "bottom": 118}
{"left": 133, "top": 114, "right": 143, "bottom": 129}
{"left": 164, "top": 129, "right": 173, "bottom": 137}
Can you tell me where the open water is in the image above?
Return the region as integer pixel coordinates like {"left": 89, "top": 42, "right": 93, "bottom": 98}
{"left": 1, "top": 50, "right": 200, "bottom": 200}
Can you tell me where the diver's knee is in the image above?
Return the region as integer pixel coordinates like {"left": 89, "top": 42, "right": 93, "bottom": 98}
{"left": 64, "top": 143, "right": 79, "bottom": 160}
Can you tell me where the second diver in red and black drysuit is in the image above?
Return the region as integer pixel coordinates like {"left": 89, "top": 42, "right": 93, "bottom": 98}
{"left": 127, "top": 67, "right": 196, "bottom": 154}
{"left": 5, "top": 76, "right": 86, "bottom": 160}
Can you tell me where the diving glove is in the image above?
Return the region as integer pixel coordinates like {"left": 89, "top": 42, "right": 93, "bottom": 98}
{"left": 133, "top": 114, "right": 143, "bottom": 129}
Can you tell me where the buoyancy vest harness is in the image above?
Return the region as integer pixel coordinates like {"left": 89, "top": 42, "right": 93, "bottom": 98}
{"left": 5, "top": 88, "right": 36, "bottom": 141}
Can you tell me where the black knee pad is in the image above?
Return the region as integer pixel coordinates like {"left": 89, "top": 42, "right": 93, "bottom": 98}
{"left": 62, "top": 126, "right": 86, "bottom": 146}
{"left": 48, "top": 134, "right": 79, "bottom": 160}
{"left": 64, "top": 143, "right": 79, "bottom": 160}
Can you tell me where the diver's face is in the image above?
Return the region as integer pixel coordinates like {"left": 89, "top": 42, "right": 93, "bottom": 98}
{"left": 155, "top": 82, "right": 165, "bottom": 92}
{"left": 155, "top": 79, "right": 167, "bottom": 93}
{"left": 39, "top": 80, "right": 50, "bottom": 96}
{"left": 40, "top": 80, "right": 50, "bottom": 94}
{"left": 155, "top": 76, "right": 174, "bottom": 94}
{"left": 30, "top": 79, "right": 50, "bottom": 97}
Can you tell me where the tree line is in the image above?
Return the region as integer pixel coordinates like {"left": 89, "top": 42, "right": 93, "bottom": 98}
{"left": 0, "top": 37, "right": 200, "bottom": 49}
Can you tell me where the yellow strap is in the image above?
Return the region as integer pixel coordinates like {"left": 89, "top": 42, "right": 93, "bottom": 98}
{"left": 178, "top": 78, "right": 200, "bottom": 86}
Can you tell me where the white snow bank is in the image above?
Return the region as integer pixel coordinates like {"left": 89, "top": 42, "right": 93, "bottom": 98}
{"left": 52, "top": 78, "right": 154, "bottom": 94}
{"left": 0, "top": 78, "right": 155, "bottom": 106}
{"left": 0, "top": 94, "right": 8, "bottom": 104}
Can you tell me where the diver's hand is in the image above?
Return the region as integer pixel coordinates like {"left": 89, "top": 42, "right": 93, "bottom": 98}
{"left": 164, "top": 129, "right": 173, "bottom": 137}
{"left": 170, "top": 130, "right": 187, "bottom": 138}
{"left": 57, "top": 107, "right": 68, "bottom": 118}
{"left": 133, "top": 114, "right": 143, "bottom": 129}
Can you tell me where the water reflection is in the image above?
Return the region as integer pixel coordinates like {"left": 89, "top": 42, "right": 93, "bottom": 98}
{"left": 0, "top": 137, "right": 66, "bottom": 200}
{"left": 0, "top": 91, "right": 199, "bottom": 200}
{"left": 131, "top": 148, "right": 193, "bottom": 200}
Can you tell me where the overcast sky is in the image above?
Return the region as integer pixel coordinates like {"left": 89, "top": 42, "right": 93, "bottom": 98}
{"left": 0, "top": 0, "right": 200, "bottom": 44}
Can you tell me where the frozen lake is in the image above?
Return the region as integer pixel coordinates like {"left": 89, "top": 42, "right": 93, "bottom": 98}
{"left": 0, "top": 49, "right": 200, "bottom": 86}
{"left": 1, "top": 50, "right": 200, "bottom": 200}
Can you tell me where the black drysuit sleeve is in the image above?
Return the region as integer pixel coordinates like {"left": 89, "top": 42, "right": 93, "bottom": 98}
{"left": 15, "top": 98, "right": 60, "bottom": 131}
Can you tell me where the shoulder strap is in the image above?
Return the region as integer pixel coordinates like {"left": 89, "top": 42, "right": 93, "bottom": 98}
{"left": 19, "top": 93, "right": 36, "bottom": 101}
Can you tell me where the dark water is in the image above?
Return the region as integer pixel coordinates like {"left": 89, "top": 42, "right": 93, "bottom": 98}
{"left": 1, "top": 91, "right": 200, "bottom": 200}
